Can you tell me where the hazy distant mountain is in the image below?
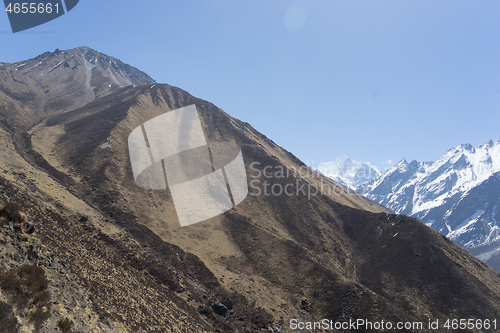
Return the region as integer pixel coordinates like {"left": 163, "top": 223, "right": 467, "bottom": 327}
{"left": 359, "top": 139, "right": 500, "bottom": 270}
{"left": 1, "top": 48, "right": 500, "bottom": 331}
{"left": 317, "top": 155, "right": 381, "bottom": 190}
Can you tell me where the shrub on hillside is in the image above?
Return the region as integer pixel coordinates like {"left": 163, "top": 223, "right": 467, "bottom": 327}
{"left": 0, "top": 203, "right": 26, "bottom": 224}
{"left": 0, "top": 264, "right": 51, "bottom": 330}
{"left": 0, "top": 202, "right": 27, "bottom": 232}
{"left": 57, "top": 316, "right": 74, "bottom": 332}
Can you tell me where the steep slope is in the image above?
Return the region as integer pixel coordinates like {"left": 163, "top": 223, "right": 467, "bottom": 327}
{"left": 27, "top": 83, "right": 500, "bottom": 331}
{"left": 1, "top": 48, "right": 500, "bottom": 331}
{"left": 360, "top": 140, "right": 500, "bottom": 271}
{"left": 317, "top": 155, "right": 381, "bottom": 190}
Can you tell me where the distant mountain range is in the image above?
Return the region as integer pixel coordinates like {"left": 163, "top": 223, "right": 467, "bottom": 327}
{"left": 322, "top": 139, "right": 500, "bottom": 271}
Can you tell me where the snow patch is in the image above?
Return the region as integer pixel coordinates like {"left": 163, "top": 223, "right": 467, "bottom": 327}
{"left": 50, "top": 60, "right": 64, "bottom": 71}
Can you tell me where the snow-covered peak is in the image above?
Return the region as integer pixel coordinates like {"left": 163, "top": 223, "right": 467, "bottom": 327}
{"left": 395, "top": 158, "right": 409, "bottom": 173}
{"left": 316, "top": 156, "right": 381, "bottom": 190}
{"left": 357, "top": 158, "right": 421, "bottom": 196}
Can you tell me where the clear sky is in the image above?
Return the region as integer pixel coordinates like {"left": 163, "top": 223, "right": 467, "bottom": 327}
{"left": 1, "top": 0, "right": 499, "bottom": 170}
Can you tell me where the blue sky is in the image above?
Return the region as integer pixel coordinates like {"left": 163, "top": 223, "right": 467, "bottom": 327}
{"left": 1, "top": 0, "right": 499, "bottom": 170}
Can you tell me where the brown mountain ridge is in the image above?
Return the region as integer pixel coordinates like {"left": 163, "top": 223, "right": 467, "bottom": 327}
{"left": 0, "top": 47, "right": 499, "bottom": 332}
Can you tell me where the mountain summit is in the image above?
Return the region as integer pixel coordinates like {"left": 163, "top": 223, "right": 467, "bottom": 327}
{"left": 360, "top": 138, "right": 500, "bottom": 270}
{"left": 0, "top": 46, "right": 154, "bottom": 130}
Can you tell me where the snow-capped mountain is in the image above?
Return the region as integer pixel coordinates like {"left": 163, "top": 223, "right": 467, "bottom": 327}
{"left": 316, "top": 155, "right": 381, "bottom": 189}
{"left": 359, "top": 138, "right": 500, "bottom": 270}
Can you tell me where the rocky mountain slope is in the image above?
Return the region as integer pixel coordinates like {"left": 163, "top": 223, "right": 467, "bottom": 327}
{"left": 0, "top": 46, "right": 154, "bottom": 131}
{"left": 0, "top": 202, "right": 117, "bottom": 332}
{"left": 1, "top": 47, "right": 500, "bottom": 332}
{"left": 359, "top": 139, "right": 500, "bottom": 271}
{"left": 317, "top": 155, "right": 381, "bottom": 190}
